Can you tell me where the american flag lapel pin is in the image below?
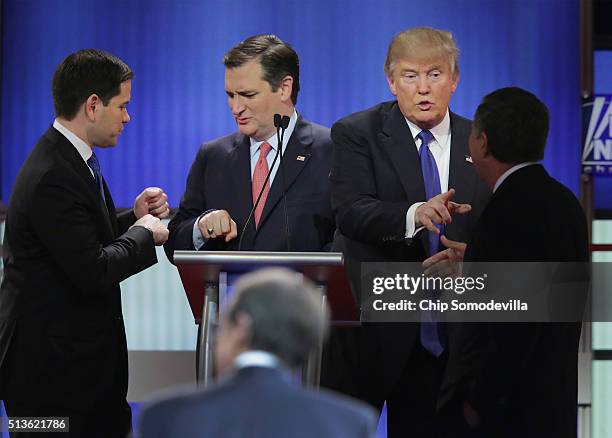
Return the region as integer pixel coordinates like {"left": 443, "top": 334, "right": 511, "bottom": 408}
{"left": 465, "top": 155, "right": 473, "bottom": 164}
{"left": 296, "top": 155, "right": 306, "bottom": 161}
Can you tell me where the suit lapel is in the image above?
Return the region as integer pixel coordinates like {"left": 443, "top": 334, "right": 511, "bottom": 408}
{"left": 46, "top": 127, "right": 115, "bottom": 239}
{"left": 378, "top": 105, "right": 430, "bottom": 253}
{"left": 257, "top": 117, "right": 312, "bottom": 230}
{"left": 102, "top": 178, "right": 118, "bottom": 235}
{"left": 379, "top": 103, "right": 426, "bottom": 200}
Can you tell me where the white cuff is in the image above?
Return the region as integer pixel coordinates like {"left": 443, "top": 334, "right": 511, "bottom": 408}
{"left": 192, "top": 214, "right": 207, "bottom": 250}
{"left": 405, "top": 202, "right": 426, "bottom": 238}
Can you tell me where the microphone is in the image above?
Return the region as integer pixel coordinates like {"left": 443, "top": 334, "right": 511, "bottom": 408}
{"left": 281, "top": 115, "right": 290, "bottom": 129}
{"left": 237, "top": 114, "right": 287, "bottom": 251}
{"left": 277, "top": 115, "right": 291, "bottom": 251}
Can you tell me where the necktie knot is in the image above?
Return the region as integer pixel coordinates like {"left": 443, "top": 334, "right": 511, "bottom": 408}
{"left": 87, "top": 152, "right": 101, "bottom": 175}
{"left": 260, "top": 142, "right": 273, "bottom": 159}
{"left": 417, "top": 130, "right": 434, "bottom": 154}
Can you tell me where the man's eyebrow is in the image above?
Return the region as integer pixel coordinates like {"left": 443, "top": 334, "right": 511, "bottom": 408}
{"left": 225, "top": 89, "right": 256, "bottom": 96}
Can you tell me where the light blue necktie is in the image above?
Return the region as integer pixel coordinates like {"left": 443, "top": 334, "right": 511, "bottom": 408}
{"left": 417, "top": 130, "right": 445, "bottom": 357}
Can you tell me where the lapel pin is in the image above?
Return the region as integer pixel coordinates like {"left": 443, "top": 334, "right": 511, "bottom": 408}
{"left": 465, "top": 155, "right": 473, "bottom": 163}
{"left": 296, "top": 155, "right": 306, "bottom": 161}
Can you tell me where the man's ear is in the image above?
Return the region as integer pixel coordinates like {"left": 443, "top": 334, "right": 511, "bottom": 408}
{"left": 279, "top": 75, "right": 294, "bottom": 103}
{"left": 84, "top": 94, "right": 101, "bottom": 121}
{"left": 233, "top": 312, "right": 253, "bottom": 346}
{"left": 450, "top": 71, "right": 459, "bottom": 94}
{"left": 386, "top": 73, "right": 398, "bottom": 97}
{"left": 480, "top": 131, "right": 490, "bottom": 157}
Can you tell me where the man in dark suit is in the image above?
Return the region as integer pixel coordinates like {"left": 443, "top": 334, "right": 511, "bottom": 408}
{"left": 0, "top": 49, "right": 170, "bottom": 437}
{"left": 165, "top": 34, "right": 334, "bottom": 259}
{"left": 326, "top": 27, "right": 489, "bottom": 437}
{"left": 137, "top": 268, "right": 378, "bottom": 438}
{"left": 426, "top": 87, "right": 589, "bottom": 437}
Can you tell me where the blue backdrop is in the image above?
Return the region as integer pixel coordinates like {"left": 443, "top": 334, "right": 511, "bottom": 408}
{"left": 594, "top": 50, "right": 612, "bottom": 210}
{"left": 1, "top": 0, "right": 581, "bottom": 207}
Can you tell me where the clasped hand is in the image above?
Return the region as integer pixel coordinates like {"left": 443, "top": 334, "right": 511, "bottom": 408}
{"left": 132, "top": 187, "right": 170, "bottom": 245}
{"left": 197, "top": 209, "right": 238, "bottom": 242}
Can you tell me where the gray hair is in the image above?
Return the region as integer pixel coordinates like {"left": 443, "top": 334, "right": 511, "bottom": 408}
{"left": 227, "top": 268, "right": 329, "bottom": 368}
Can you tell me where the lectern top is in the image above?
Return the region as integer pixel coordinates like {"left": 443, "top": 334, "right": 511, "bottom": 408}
{"left": 174, "top": 251, "right": 343, "bottom": 267}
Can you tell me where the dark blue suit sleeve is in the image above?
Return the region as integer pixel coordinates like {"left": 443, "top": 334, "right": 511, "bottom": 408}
{"left": 164, "top": 145, "right": 209, "bottom": 263}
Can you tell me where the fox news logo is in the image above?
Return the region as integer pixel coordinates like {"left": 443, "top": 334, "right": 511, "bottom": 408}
{"left": 583, "top": 95, "right": 612, "bottom": 176}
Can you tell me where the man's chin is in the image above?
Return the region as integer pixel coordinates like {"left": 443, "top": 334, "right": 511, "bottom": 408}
{"left": 96, "top": 138, "right": 119, "bottom": 148}
{"left": 415, "top": 115, "right": 443, "bottom": 130}
{"left": 237, "top": 125, "right": 255, "bottom": 137}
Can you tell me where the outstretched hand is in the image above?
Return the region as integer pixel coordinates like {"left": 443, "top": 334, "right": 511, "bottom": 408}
{"left": 415, "top": 188, "right": 471, "bottom": 234}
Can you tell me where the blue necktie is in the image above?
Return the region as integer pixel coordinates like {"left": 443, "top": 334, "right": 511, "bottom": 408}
{"left": 417, "top": 130, "right": 445, "bottom": 357}
{"left": 87, "top": 152, "right": 106, "bottom": 204}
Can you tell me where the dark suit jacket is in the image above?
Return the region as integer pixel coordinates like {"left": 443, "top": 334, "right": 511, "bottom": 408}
{"left": 165, "top": 116, "right": 335, "bottom": 260}
{"left": 439, "top": 164, "right": 589, "bottom": 437}
{"left": 329, "top": 101, "right": 489, "bottom": 389}
{"left": 0, "top": 126, "right": 157, "bottom": 412}
{"left": 138, "top": 366, "right": 378, "bottom": 438}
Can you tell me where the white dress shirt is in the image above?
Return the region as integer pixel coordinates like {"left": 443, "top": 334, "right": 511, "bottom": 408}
{"left": 234, "top": 350, "right": 281, "bottom": 370}
{"left": 249, "top": 110, "right": 298, "bottom": 183}
{"left": 404, "top": 111, "right": 452, "bottom": 238}
{"left": 53, "top": 119, "right": 94, "bottom": 178}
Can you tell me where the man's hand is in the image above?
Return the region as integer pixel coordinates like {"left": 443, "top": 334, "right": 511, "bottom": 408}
{"left": 134, "top": 187, "right": 170, "bottom": 219}
{"left": 197, "top": 210, "right": 238, "bottom": 243}
{"left": 133, "top": 214, "right": 169, "bottom": 246}
{"left": 415, "top": 188, "right": 471, "bottom": 234}
{"left": 422, "top": 235, "right": 466, "bottom": 277}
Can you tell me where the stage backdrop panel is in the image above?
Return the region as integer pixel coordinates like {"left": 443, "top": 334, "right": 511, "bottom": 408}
{"left": 2, "top": 0, "right": 580, "bottom": 206}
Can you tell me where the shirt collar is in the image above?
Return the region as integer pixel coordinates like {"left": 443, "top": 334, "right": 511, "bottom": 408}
{"left": 234, "top": 350, "right": 281, "bottom": 370}
{"left": 53, "top": 119, "right": 93, "bottom": 163}
{"left": 405, "top": 110, "right": 451, "bottom": 149}
{"left": 250, "top": 109, "right": 298, "bottom": 158}
{"left": 493, "top": 162, "right": 539, "bottom": 193}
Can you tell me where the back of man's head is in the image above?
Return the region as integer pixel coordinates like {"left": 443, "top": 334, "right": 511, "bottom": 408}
{"left": 226, "top": 268, "right": 329, "bottom": 369}
{"left": 474, "top": 86, "right": 549, "bottom": 164}
{"left": 384, "top": 26, "right": 459, "bottom": 76}
{"left": 223, "top": 34, "right": 300, "bottom": 105}
{"left": 52, "top": 49, "right": 133, "bottom": 120}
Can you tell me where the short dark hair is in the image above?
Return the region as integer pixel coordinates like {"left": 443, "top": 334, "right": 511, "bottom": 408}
{"left": 223, "top": 34, "right": 300, "bottom": 105}
{"left": 473, "top": 86, "right": 550, "bottom": 164}
{"left": 228, "top": 268, "right": 328, "bottom": 368}
{"left": 52, "top": 49, "right": 133, "bottom": 120}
